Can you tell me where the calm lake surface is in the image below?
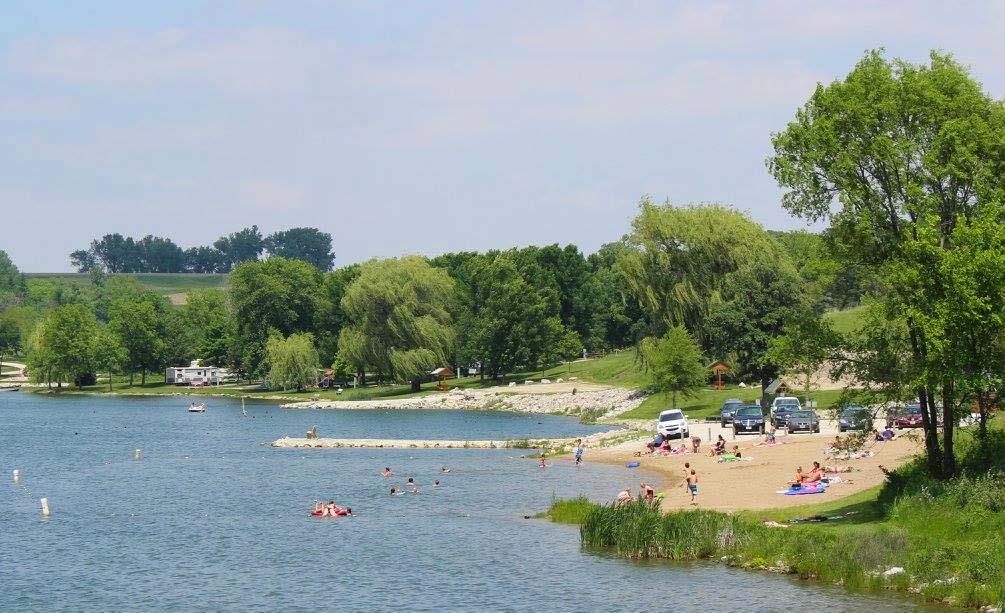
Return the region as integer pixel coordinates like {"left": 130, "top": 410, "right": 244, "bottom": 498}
{"left": 1, "top": 393, "right": 932, "bottom": 611}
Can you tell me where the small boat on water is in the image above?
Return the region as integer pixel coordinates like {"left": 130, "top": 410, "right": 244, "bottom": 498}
{"left": 188, "top": 403, "right": 207, "bottom": 413}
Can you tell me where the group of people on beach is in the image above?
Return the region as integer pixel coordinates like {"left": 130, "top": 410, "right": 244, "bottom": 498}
{"left": 617, "top": 462, "right": 699, "bottom": 507}
{"left": 384, "top": 465, "right": 448, "bottom": 496}
{"left": 644, "top": 433, "right": 700, "bottom": 456}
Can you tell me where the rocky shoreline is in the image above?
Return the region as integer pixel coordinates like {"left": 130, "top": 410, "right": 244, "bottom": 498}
{"left": 282, "top": 386, "right": 649, "bottom": 418}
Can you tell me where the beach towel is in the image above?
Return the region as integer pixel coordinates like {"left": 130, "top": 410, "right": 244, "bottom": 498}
{"left": 777, "top": 483, "right": 827, "bottom": 495}
{"left": 778, "top": 486, "right": 827, "bottom": 495}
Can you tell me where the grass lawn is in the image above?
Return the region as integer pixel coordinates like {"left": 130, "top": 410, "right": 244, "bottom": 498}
{"left": 26, "top": 273, "right": 229, "bottom": 299}
{"left": 537, "top": 349, "right": 650, "bottom": 388}
{"left": 741, "top": 485, "right": 887, "bottom": 526}
{"left": 824, "top": 304, "right": 866, "bottom": 334}
{"left": 66, "top": 373, "right": 443, "bottom": 403}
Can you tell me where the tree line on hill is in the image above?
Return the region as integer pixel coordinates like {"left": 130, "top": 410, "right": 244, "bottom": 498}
{"left": 5, "top": 50, "right": 1000, "bottom": 481}
{"left": 1, "top": 210, "right": 841, "bottom": 397}
{"left": 69, "top": 225, "right": 335, "bottom": 273}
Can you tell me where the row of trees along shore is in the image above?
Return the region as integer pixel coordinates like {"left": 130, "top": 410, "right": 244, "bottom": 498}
{"left": 3, "top": 49, "right": 1003, "bottom": 480}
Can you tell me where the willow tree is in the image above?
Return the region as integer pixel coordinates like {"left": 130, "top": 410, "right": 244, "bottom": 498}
{"left": 265, "top": 332, "right": 320, "bottom": 391}
{"left": 338, "top": 256, "right": 456, "bottom": 391}
{"left": 768, "top": 50, "right": 1005, "bottom": 478}
{"left": 618, "top": 198, "right": 790, "bottom": 345}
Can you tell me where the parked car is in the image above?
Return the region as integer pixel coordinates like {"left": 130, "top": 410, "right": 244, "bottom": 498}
{"left": 770, "top": 396, "right": 801, "bottom": 428}
{"left": 657, "top": 409, "right": 690, "bottom": 439}
{"left": 786, "top": 409, "right": 821, "bottom": 434}
{"left": 838, "top": 405, "right": 873, "bottom": 432}
{"left": 732, "top": 405, "right": 765, "bottom": 435}
{"left": 886, "top": 403, "right": 924, "bottom": 429}
{"left": 719, "top": 399, "right": 744, "bottom": 426}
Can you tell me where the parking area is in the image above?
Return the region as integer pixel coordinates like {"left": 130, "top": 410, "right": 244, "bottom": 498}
{"left": 685, "top": 419, "right": 871, "bottom": 442}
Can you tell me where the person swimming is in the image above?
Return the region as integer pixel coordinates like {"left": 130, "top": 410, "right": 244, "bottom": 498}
{"left": 382, "top": 467, "right": 394, "bottom": 477}
{"left": 440, "top": 466, "right": 450, "bottom": 474}
{"left": 390, "top": 487, "right": 401, "bottom": 496}
{"left": 406, "top": 477, "right": 415, "bottom": 487}
{"left": 433, "top": 480, "right": 441, "bottom": 487}
{"left": 538, "top": 456, "right": 548, "bottom": 468}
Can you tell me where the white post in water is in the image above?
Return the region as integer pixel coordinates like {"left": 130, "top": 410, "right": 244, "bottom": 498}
{"left": 135, "top": 448, "right": 142, "bottom": 461}
{"left": 13, "top": 469, "right": 19, "bottom": 483}
{"left": 40, "top": 497, "right": 51, "bottom": 516}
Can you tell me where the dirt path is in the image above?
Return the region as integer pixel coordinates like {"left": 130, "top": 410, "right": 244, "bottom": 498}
{"left": 586, "top": 430, "right": 923, "bottom": 512}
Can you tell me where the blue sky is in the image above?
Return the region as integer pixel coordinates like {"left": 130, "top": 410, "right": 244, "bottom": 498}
{"left": 3, "top": 1, "right": 1005, "bottom": 271}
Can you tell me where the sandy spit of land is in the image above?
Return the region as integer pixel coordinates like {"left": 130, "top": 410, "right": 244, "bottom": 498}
{"left": 584, "top": 430, "right": 924, "bottom": 512}
{"left": 271, "top": 428, "right": 635, "bottom": 450}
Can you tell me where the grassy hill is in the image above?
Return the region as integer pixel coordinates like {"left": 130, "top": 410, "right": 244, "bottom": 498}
{"left": 26, "top": 273, "right": 229, "bottom": 302}
{"left": 536, "top": 349, "right": 845, "bottom": 420}
{"left": 823, "top": 304, "right": 866, "bottom": 334}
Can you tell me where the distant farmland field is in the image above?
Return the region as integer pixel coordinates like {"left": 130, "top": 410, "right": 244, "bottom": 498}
{"left": 26, "top": 273, "right": 229, "bottom": 304}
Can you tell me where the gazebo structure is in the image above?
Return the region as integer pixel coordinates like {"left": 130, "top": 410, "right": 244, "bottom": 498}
{"left": 708, "top": 360, "right": 731, "bottom": 390}
{"left": 430, "top": 367, "right": 455, "bottom": 390}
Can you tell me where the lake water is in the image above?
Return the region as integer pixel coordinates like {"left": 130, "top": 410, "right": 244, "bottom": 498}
{"left": 1, "top": 393, "right": 932, "bottom": 611}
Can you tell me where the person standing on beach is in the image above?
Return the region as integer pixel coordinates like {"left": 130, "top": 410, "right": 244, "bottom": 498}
{"left": 682, "top": 469, "right": 698, "bottom": 505}
{"left": 574, "top": 439, "right": 584, "bottom": 466}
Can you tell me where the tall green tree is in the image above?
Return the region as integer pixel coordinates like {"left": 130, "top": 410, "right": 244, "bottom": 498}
{"left": 108, "top": 300, "right": 163, "bottom": 386}
{"left": 338, "top": 256, "right": 456, "bottom": 391}
{"left": 461, "top": 255, "right": 560, "bottom": 379}
{"left": 639, "top": 326, "right": 707, "bottom": 410}
{"left": 315, "top": 264, "right": 361, "bottom": 366}
{"left": 214, "top": 225, "right": 264, "bottom": 271}
{"left": 229, "top": 257, "right": 322, "bottom": 376}
{"left": 768, "top": 50, "right": 1005, "bottom": 478}
{"left": 265, "top": 332, "right": 320, "bottom": 391}
{"left": 264, "top": 227, "right": 335, "bottom": 271}
{"left": 93, "top": 327, "right": 127, "bottom": 392}
{"left": 706, "top": 262, "right": 806, "bottom": 405}
{"left": 184, "top": 246, "right": 227, "bottom": 273}
{"left": 28, "top": 304, "right": 99, "bottom": 389}
{"left": 619, "top": 199, "right": 787, "bottom": 344}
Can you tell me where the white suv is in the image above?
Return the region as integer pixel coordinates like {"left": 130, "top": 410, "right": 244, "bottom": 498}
{"left": 657, "top": 409, "right": 690, "bottom": 439}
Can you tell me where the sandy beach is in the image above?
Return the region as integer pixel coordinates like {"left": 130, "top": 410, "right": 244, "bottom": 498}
{"left": 585, "top": 430, "right": 924, "bottom": 512}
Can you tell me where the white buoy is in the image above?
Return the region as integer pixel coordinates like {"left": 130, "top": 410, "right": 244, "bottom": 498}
{"left": 135, "top": 448, "right": 142, "bottom": 461}
{"left": 13, "top": 469, "right": 20, "bottom": 483}
{"left": 40, "top": 497, "right": 51, "bottom": 516}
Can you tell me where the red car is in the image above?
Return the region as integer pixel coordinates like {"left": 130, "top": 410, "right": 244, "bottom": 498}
{"left": 888, "top": 403, "right": 924, "bottom": 429}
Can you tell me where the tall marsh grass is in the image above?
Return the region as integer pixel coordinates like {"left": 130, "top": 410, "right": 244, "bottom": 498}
{"left": 551, "top": 480, "right": 1005, "bottom": 608}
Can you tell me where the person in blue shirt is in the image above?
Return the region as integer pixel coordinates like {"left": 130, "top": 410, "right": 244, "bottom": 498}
{"left": 646, "top": 433, "right": 666, "bottom": 453}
